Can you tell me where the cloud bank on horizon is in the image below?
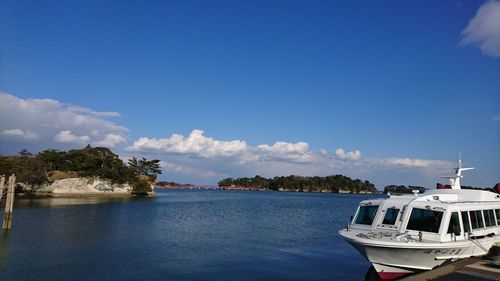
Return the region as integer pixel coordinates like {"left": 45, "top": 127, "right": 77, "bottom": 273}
{"left": 0, "top": 92, "right": 457, "bottom": 187}
{"left": 0, "top": 93, "right": 128, "bottom": 148}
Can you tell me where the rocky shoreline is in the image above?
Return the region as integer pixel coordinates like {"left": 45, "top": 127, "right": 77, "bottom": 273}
{"left": 17, "top": 177, "right": 155, "bottom": 198}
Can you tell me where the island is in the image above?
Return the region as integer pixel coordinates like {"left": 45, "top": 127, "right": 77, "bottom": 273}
{"left": 218, "top": 175, "right": 378, "bottom": 193}
{"left": 382, "top": 185, "right": 427, "bottom": 195}
{"left": 156, "top": 181, "right": 195, "bottom": 189}
{"left": 0, "top": 146, "right": 161, "bottom": 197}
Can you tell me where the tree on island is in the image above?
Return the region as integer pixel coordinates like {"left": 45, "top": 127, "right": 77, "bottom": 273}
{"left": 126, "top": 157, "right": 162, "bottom": 193}
{"left": 19, "top": 148, "right": 33, "bottom": 157}
{"left": 127, "top": 157, "right": 162, "bottom": 179}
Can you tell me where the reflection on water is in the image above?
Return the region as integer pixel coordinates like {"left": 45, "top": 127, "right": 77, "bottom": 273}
{"left": 1, "top": 190, "right": 383, "bottom": 281}
{"left": 0, "top": 231, "right": 9, "bottom": 266}
{"left": 365, "top": 266, "right": 381, "bottom": 281}
{"left": 14, "top": 196, "right": 138, "bottom": 208}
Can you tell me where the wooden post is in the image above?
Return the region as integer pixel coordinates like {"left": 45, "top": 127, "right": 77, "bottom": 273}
{"left": 0, "top": 175, "right": 4, "bottom": 203}
{"left": 3, "top": 174, "right": 15, "bottom": 230}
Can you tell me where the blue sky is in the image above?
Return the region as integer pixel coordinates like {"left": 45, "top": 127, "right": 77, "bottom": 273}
{"left": 1, "top": 0, "right": 499, "bottom": 189}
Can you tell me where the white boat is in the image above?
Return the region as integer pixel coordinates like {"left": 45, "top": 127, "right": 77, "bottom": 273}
{"left": 339, "top": 160, "right": 500, "bottom": 280}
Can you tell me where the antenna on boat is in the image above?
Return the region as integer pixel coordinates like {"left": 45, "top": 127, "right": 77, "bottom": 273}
{"left": 441, "top": 153, "right": 474, "bottom": 189}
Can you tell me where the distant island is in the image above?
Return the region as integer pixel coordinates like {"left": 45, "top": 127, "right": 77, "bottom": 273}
{"left": 156, "top": 181, "right": 194, "bottom": 188}
{"left": 218, "top": 175, "right": 378, "bottom": 193}
{"left": 0, "top": 146, "right": 161, "bottom": 196}
{"left": 382, "top": 185, "right": 427, "bottom": 195}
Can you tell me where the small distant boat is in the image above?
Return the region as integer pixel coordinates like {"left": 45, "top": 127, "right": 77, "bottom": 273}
{"left": 339, "top": 159, "right": 500, "bottom": 280}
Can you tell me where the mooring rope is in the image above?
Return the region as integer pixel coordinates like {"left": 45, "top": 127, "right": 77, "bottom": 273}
{"left": 469, "top": 235, "right": 489, "bottom": 253}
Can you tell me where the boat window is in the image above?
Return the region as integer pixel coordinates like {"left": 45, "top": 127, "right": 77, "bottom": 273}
{"left": 354, "top": 205, "right": 379, "bottom": 225}
{"left": 470, "top": 210, "right": 484, "bottom": 229}
{"left": 496, "top": 209, "right": 500, "bottom": 226}
{"left": 407, "top": 208, "right": 443, "bottom": 233}
{"left": 461, "top": 212, "right": 471, "bottom": 233}
{"left": 447, "top": 212, "right": 460, "bottom": 234}
{"left": 484, "top": 210, "right": 495, "bottom": 227}
{"left": 382, "top": 208, "right": 399, "bottom": 225}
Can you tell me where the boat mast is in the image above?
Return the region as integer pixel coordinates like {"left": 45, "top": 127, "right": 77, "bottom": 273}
{"left": 442, "top": 155, "right": 474, "bottom": 189}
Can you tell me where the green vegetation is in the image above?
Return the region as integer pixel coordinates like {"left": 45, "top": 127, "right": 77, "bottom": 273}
{"left": 0, "top": 146, "right": 162, "bottom": 194}
{"left": 218, "top": 175, "right": 377, "bottom": 193}
{"left": 127, "top": 157, "right": 162, "bottom": 180}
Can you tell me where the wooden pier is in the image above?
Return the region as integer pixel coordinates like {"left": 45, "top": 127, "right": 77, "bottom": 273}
{"left": 0, "top": 175, "right": 4, "bottom": 203}
{"left": 401, "top": 257, "right": 500, "bottom": 281}
{"left": 1, "top": 174, "right": 16, "bottom": 230}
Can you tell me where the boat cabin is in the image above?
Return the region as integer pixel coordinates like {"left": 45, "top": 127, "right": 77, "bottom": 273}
{"left": 349, "top": 189, "right": 500, "bottom": 242}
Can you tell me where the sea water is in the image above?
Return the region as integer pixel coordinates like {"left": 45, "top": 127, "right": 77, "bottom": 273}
{"left": 0, "top": 190, "right": 383, "bottom": 281}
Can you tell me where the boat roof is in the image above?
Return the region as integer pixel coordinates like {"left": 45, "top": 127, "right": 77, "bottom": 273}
{"left": 358, "top": 189, "right": 500, "bottom": 208}
{"left": 415, "top": 189, "right": 499, "bottom": 202}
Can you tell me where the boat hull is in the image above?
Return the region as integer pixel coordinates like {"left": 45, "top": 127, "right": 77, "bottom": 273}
{"left": 340, "top": 229, "right": 499, "bottom": 280}
{"left": 371, "top": 263, "right": 415, "bottom": 280}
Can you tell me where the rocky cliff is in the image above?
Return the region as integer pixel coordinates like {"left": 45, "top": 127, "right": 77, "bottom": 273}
{"left": 20, "top": 177, "right": 150, "bottom": 196}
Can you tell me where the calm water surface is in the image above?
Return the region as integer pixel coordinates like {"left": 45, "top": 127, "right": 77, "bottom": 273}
{"left": 0, "top": 190, "right": 383, "bottom": 281}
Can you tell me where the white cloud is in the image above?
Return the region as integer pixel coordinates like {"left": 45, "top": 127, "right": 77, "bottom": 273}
{"left": 382, "top": 158, "right": 453, "bottom": 171}
{"left": 160, "top": 160, "right": 218, "bottom": 179}
{"left": 257, "top": 141, "right": 313, "bottom": 163}
{"left": 67, "top": 105, "right": 120, "bottom": 118}
{"left": 1, "top": 128, "right": 39, "bottom": 140}
{"left": 128, "top": 130, "right": 454, "bottom": 177}
{"left": 0, "top": 92, "right": 128, "bottom": 149}
{"left": 94, "top": 133, "right": 127, "bottom": 147}
{"left": 335, "top": 148, "right": 361, "bottom": 160}
{"left": 461, "top": 0, "right": 500, "bottom": 58}
{"left": 257, "top": 141, "right": 309, "bottom": 154}
{"left": 128, "top": 130, "right": 315, "bottom": 163}
{"left": 127, "top": 129, "right": 456, "bottom": 187}
{"left": 127, "top": 129, "right": 248, "bottom": 158}
{"left": 493, "top": 114, "right": 500, "bottom": 121}
{"left": 160, "top": 160, "right": 185, "bottom": 173}
{"left": 54, "top": 130, "right": 90, "bottom": 144}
